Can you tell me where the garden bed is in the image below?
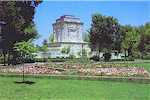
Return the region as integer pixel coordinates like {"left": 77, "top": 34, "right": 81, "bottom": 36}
{"left": 0, "top": 63, "right": 149, "bottom": 77}
{"left": 0, "top": 64, "right": 63, "bottom": 74}
{"left": 78, "top": 67, "right": 149, "bottom": 77}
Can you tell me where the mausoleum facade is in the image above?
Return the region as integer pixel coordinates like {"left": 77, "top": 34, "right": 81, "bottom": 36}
{"left": 48, "top": 15, "right": 91, "bottom": 58}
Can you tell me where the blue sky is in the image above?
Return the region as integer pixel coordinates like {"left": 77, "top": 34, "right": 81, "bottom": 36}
{"left": 34, "top": 1, "right": 150, "bottom": 45}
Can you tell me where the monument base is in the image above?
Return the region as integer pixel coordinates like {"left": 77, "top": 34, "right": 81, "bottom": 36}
{"left": 47, "top": 42, "right": 91, "bottom": 58}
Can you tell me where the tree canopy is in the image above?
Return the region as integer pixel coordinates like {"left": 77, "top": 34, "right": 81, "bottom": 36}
{"left": 89, "top": 13, "right": 150, "bottom": 60}
{"left": 89, "top": 13, "right": 121, "bottom": 53}
{"left": 0, "top": 1, "right": 42, "bottom": 65}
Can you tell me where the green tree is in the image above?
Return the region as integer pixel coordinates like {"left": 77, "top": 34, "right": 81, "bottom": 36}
{"left": 138, "top": 23, "right": 150, "bottom": 59}
{"left": 121, "top": 25, "right": 140, "bottom": 59}
{"left": 39, "top": 39, "right": 49, "bottom": 62}
{"left": 89, "top": 13, "right": 121, "bottom": 61}
{"left": 61, "top": 46, "right": 70, "bottom": 54}
{"left": 0, "top": 1, "right": 41, "bottom": 65}
{"left": 14, "top": 40, "right": 37, "bottom": 59}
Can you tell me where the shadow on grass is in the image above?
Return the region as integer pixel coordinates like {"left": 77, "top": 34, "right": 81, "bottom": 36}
{"left": 14, "top": 81, "right": 35, "bottom": 85}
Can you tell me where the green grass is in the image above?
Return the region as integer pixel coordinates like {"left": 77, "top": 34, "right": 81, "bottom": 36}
{"left": 0, "top": 76, "right": 149, "bottom": 100}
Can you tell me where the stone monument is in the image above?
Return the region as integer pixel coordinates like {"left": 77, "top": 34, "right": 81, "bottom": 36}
{"left": 48, "top": 15, "right": 90, "bottom": 58}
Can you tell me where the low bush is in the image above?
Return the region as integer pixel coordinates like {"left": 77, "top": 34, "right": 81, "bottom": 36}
{"left": 143, "top": 54, "right": 150, "bottom": 60}
{"left": 126, "top": 56, "right": 135, "bottom": 61}
{"left": 110, "top": 59, "right": 124, "bottom": 62}
{"left": 0, "top": 57, "right": 3, "bottom": 64}
{"left": 35, "top": 58, "right": 44, "bottom": 62}
{"left": 49, "top": 58, "right": 66, "bottom": 62}
{"left": 24, "top": 58, "right": 35, "bottom": 63}
{"left": 103, "top": 52, "right": 111, "bottom": 62}
{"left": 90, "top": 55, "right": 100, "bottom": 61}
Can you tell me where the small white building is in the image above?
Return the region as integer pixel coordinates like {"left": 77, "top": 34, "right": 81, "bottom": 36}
{"left": 47, "top": 15, "right": 91, "bottom": 58}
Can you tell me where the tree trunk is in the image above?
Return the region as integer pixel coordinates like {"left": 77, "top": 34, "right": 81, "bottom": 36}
{"left": 98, "top": 44, "right": 101, "bottom": 60}
{"left": 2, "top": 50, "right": 6, "bottom": 66}
{"left": 98, "top": 49, "right": 101, "bottom": 59}
{"left": 124, "top": 49, "right": 127, "bottom": 61}
{"left": 140, "top": 51, "right": 144, "bottom": 59}
{"left": 81, "top": 44, "right": 83, "bottom": 57}
{"left": 128, "top": 47, "right": 133, "bottom": 57}
{"left": 7, "top": 50, "right": 10, "bottom": 65}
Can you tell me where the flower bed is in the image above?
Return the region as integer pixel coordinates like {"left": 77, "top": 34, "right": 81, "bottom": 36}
{"left": 0, "top": 63, "right": 149, "bottom": 77}
{"left": 0, "top": 64, "right": 63, "bottom": 74}
{"left": 78, "top": 67, "right": 149, "bottom": 77}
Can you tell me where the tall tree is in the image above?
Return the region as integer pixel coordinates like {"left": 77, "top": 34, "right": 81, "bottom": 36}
{"left": 121, "top": 25, "right": 132, "bottom": 57}
{"left": 122, "top": 27, "right": 140, "bottom": 58}
{"left": 138, "top": 22, "right": 150, "bottom": 58}
{"left": 0, "top": 1, "right": 42, "bottom": 65}
{"left": 89, "top": 13, "right": 121, "bottom": 61}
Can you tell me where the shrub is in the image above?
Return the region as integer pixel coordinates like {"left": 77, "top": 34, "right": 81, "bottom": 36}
{"left": 69, "top": 54, "right": 76, "bottom": 59}
{"left": 103, "top": 52, "right": 111, "bottom": 62}
{"left": 34, "top": 58, "right": 44, "bottom": 62}
{"left": 24, "top": 57, "right": 35, "bottom": 63}
{"left": 90, "top": 55, "right": 100, "bottom": 61}
{"left": 110, "top": 59, "right": 124, "bottom": 61}
{"left": 143, "top": 54, "right": 150, "bottom": 60}
{"left": 50, "top": 58, "right": 66, "bottom": 62}
{"left": 126, "top": 56, "right": 135, "bottom": 61}
{"left": 0, "top": 57, "right": 3, "bottom": 64}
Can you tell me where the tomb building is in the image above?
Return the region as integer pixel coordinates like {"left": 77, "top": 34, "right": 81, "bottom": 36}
{"left": 48, "top": 15, "right": 90, "bottom": 58}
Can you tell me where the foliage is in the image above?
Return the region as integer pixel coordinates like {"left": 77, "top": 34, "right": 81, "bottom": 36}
{"left": 0, "top": 1, "right": 41, "bottom": 43}
{"left": 138, "top": 23, "right": 150, "bottom": 58}
{"left": 77, "top": 51, "right": 81, "bottom": 57}
{"left": 89, "top": 13, "right": 150, "bottom": 60}
{"left": 90, "top": 55, "right": 100, "bottom": 61}
{"left": 49, "top": 33, "right": 55, "bottom": 43}
{"left": 120, "top": 23, "right": 150, "bottom": 59}
{"left": 15, "top": 40, "right": 37, "bottom": 55}
{"left": 89, "top": 13, "right": 121, "bottom": 53}
{"left": 89, "top": 13, "right": 121, "bottom": 61}
{"left": 121, "top": 26, "right": 140, "bottom": 58}
{"left": 82, "top": 49, "right": 88, "bottom": 57}
{"left": 39, "top": 45, "right": 48, "bottom": 52}
{"left": 103, "top": 52, "right": 111, "bottom": 61}
{"left": 24, "top": 24, "right": 38, "bottom": 39}
{"left": 38, "top": 39, "right": 49, "bottom": 52}
{"left": 38, "top": 40, "right": 49, "bottom": 62}
{"left": 61, "top": 46, "right": 70, "bottom": 54}
{"left": 0, "top": 1, "right": 41, "bottom": 65}
{"left": 69, "top": 54, "right": 76, "bottom": 59}
{"left": 14, "top": 40, "right": 37, "bottom": 63}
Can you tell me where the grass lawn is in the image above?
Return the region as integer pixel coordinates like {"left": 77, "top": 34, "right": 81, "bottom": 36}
{"left": 0, "top": 76, "right": 149, "bottom": 100}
